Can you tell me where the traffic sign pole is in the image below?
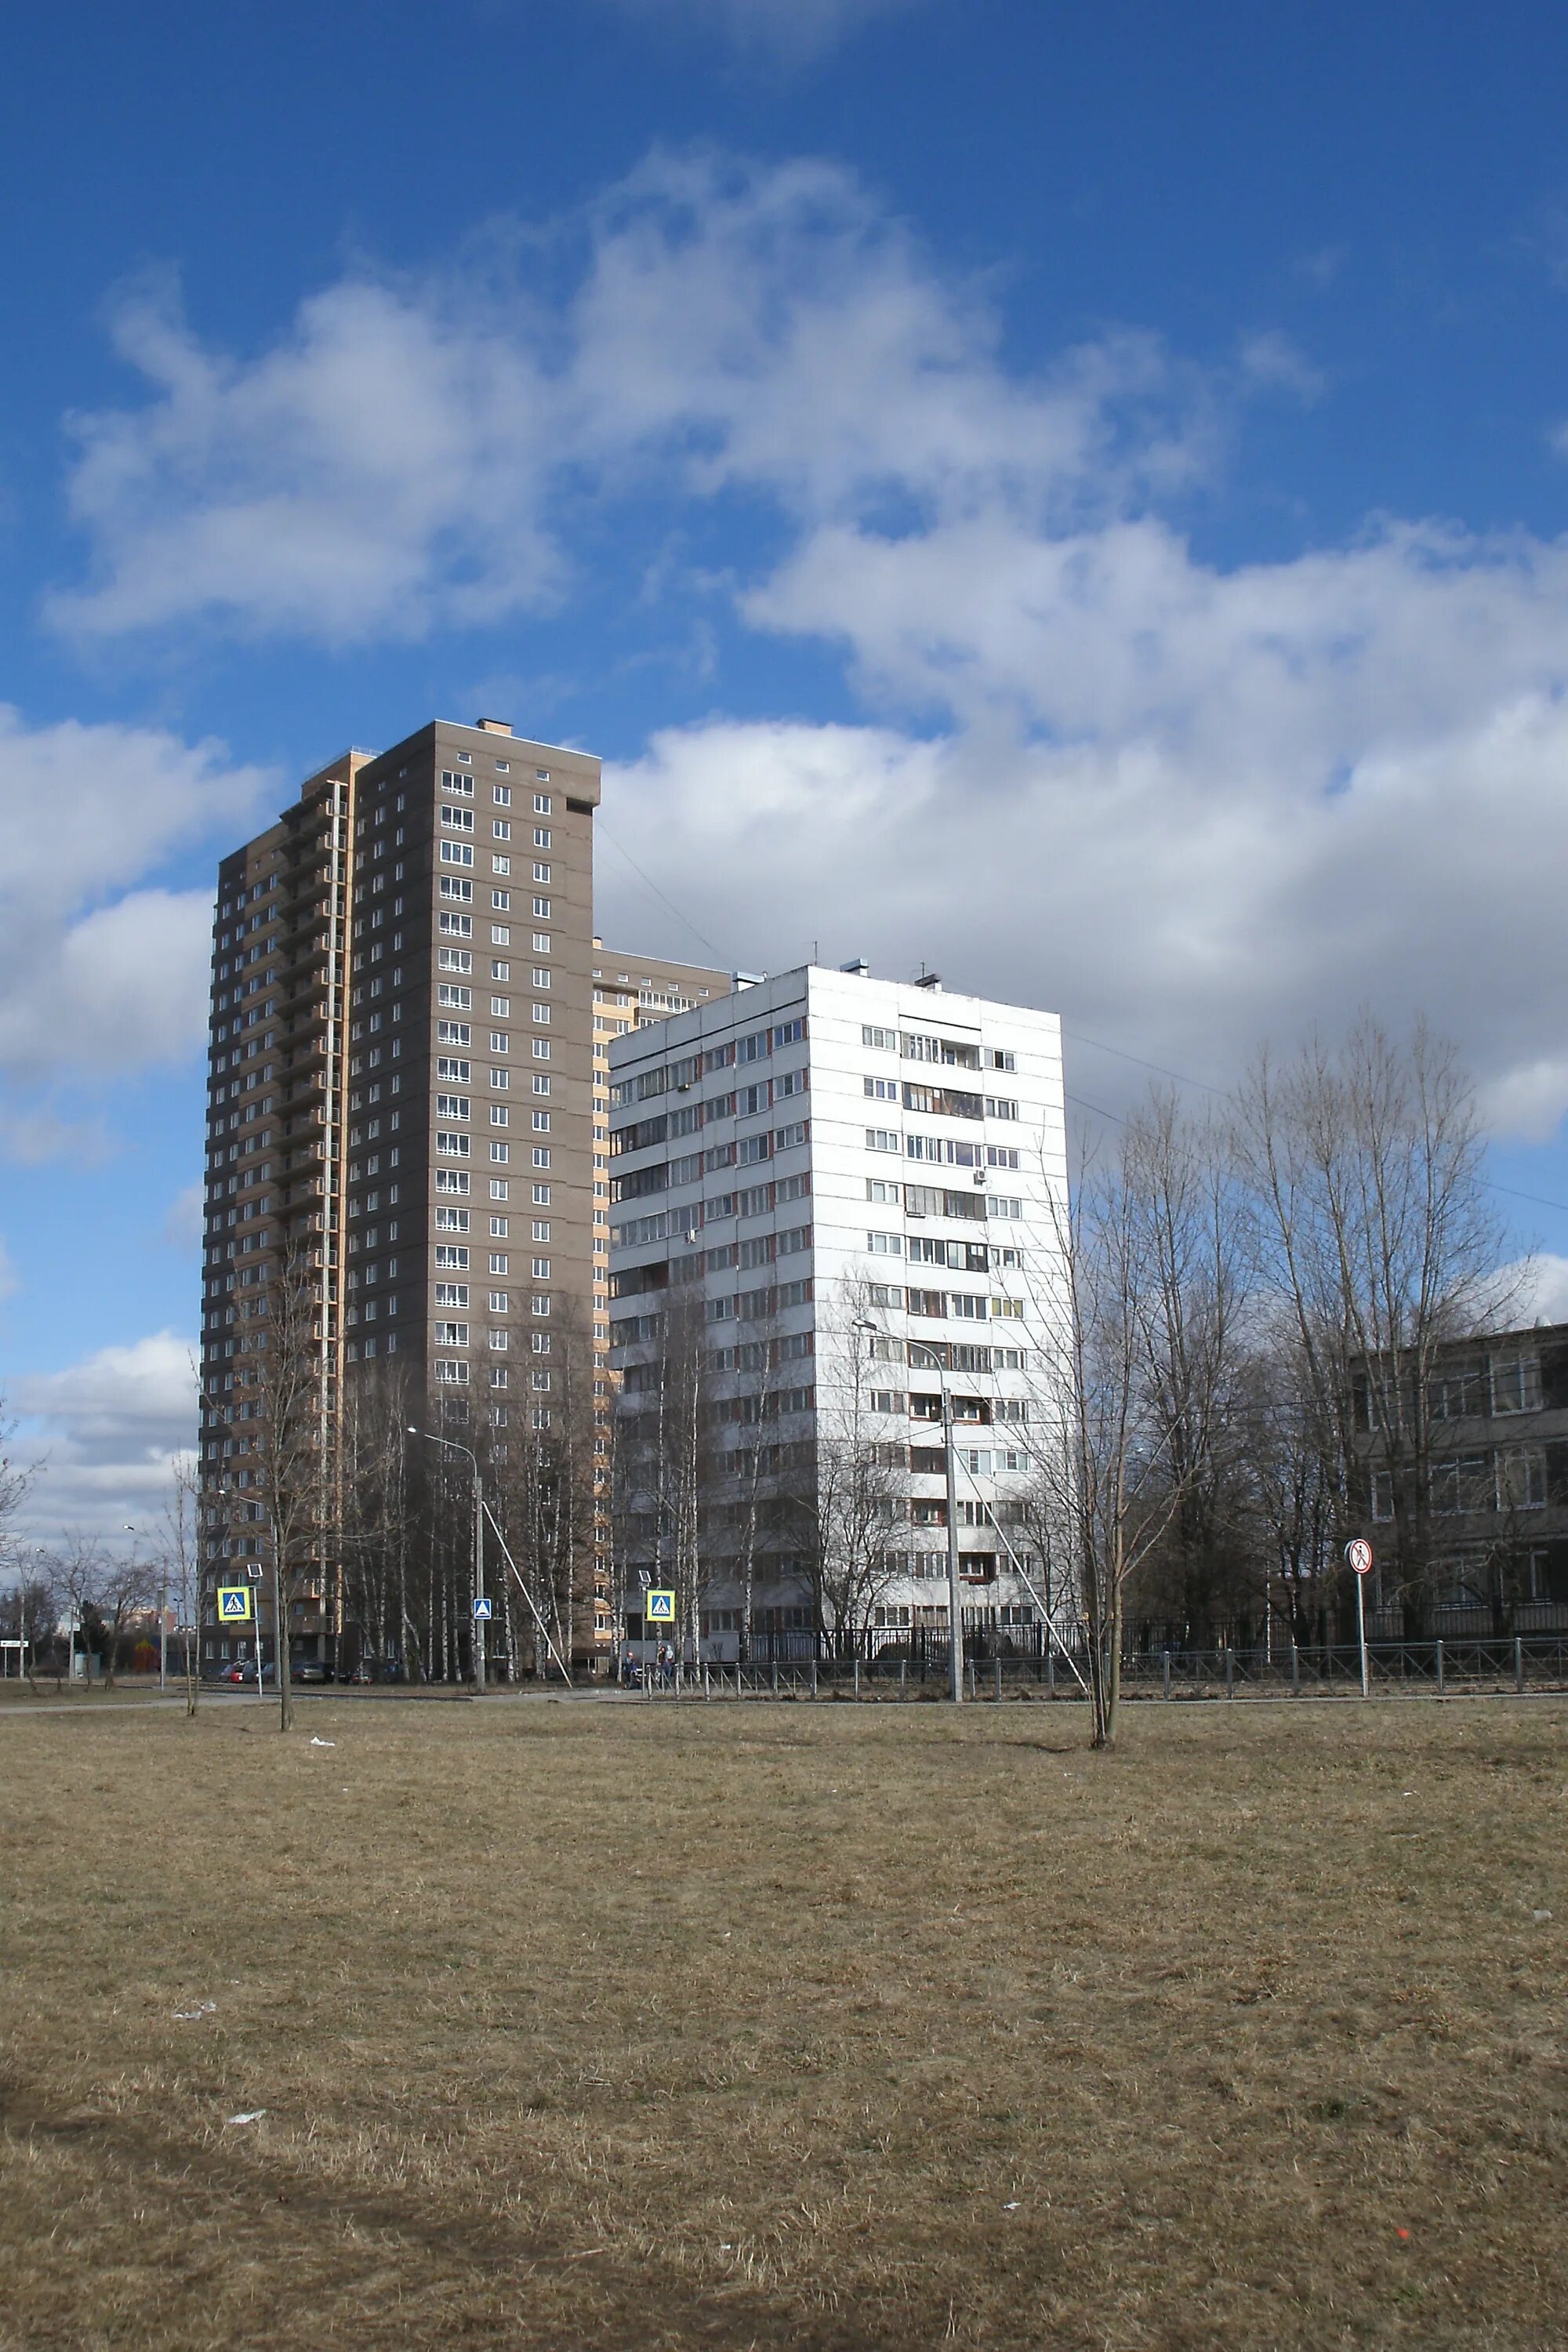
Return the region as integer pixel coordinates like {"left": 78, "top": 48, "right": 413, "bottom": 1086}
{"left": 1345, "top": 1539, "right": 1374, "bottom": 1699}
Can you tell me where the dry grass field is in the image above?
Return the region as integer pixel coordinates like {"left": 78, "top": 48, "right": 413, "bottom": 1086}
{"left": 1, "top": 1694, "right": 1564, "bottom": 2352}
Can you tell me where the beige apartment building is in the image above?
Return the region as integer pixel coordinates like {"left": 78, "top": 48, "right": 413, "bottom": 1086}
{"left": 198, "top": 718, "right": 726, "bottom": 1679}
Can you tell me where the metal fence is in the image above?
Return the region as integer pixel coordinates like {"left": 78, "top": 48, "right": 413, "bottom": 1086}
{"left": 630, "top": 1635, "right": 1568, "bottom": 1700}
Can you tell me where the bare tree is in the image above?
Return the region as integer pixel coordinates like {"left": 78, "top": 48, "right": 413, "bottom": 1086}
{"left": 703, "top": 1306, "right": 798, "bottom": 1663}
{"left": 249, "top": 1238, "right": 333, "bottom": 1729}
{"left": 788, "top": 1281, "right": 905, "bottom": 1657}
{"left": 96, "top": 1549, "right": 158, "bottom": 1689}
{"left": 615, "top": 1286, "right": 716, "bottom": 1661}
{"left": 46, "top": 1534, "right": 106, "bottom": 1687}
{"left": 159, "top": 1452, "right": 204, "bottom": 1714}
{"left": 1025, "top": 1097, "right": 1240, "bottom": 1748}
{"left": 1113, "top": 1095, "right": 1260, "bottom": 1648}
{"left": 0, "top": 1560, "right": 57, "bottom": 1692}
{"left": 1239, "top": 1332, "right": 1341, "bottom": 1648}
{"left": 1236, "top": 1015, "right": 1519, "bottom": 1639}
{"left": 490, "top": 1306, "right": 599, "bottom": 1676}
{"left": 0, "top": 1399, "right": 39, "bottom": 1621}
{"left": 341, "top": 1362, "right": 417, "bottom": 1678}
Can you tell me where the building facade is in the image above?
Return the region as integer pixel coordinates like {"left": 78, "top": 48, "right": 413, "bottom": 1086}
{"left": 200, "top": 749, "right": 362, "bottom": 1675}
{"left": 198, "top": 718, "right": 727, "bottom": 1680}
{"left": 1357, "top": 1321, "right": 1568, "bottom": 1636}
{"left": 607, "top": 965, "right": 1072, "bottom": 1661}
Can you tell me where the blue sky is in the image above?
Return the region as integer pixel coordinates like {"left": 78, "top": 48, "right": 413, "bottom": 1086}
{"left": 5, "top": 0, "right": 1568, "bottom": 1539}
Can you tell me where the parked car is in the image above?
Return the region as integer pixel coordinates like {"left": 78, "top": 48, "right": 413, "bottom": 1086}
{"left": 216, "top": 1660, "right": 274, "bottom": 1685}
{"left": 292, "top": 1657, "right": 333, "bottom": 1685}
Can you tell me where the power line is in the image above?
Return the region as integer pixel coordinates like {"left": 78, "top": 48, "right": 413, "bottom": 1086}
{"left": 1485, "top": 1181, "right": 1568, "bottom": 1218}
{"left": 1062, "top": 1027, "right": 1228, "bottom": 1097}
{"left": 593, "top": 817, "right": 730, "bottom": 970}
{"left": 1065, "top": 1030, "right": 1568, "bottom": 1220}
{"left": 1065, "top": 1091, "right": 1127, "bottom": 1127}
{"left": 584, "top": 831, "right": 1568, "bottom": 1225}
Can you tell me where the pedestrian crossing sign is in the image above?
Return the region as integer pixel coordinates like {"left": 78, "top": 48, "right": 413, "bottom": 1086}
{"left": 217, "top": 1585, "right": 255, "bottom": 1624}
{"left": 644, "top": 1589, "right": 676, "bottom": 1623}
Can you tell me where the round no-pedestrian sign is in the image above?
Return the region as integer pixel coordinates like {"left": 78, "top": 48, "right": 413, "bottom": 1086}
{"left": 1345, "top": 1537, "right": 1374, "bottom": 1577}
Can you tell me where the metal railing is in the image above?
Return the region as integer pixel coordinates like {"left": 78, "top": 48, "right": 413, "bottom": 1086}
{"left": 624, "top": 1635, "right": 1568, "bottom": 1700}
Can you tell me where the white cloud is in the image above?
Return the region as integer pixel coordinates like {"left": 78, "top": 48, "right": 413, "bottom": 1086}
{"left": 597, "top": 675, "right": 1568, "bottom": 1142}
{"left": 1236, "top": 328, "right": 1327, "bottom": 403}
{"left": 44, "top": 151, "right": 1568, "bottom": 1141}
{"left": 49, "top": 156, "right": 1216, "bottom": 647}
{"left": 1515, "top": 1254, "right": 1568, "bottom": 1325}
{"left": 0, "top": 1237, "right": 17, "bottom": 1305}
{"left": 163, "top": 1182, "right": 205, "bottom": 1253}
{"left": 604, "top": 0, "right": 928, "bottom": 63}
{"left": 0, "top": 708, "right": 271, "bottom": 1149}
{"left": 9, "top": 1331, "right": 198, "bottom": 1544}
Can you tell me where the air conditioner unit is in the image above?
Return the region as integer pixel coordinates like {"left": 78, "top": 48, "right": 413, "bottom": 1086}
{"left": 973, "top": 1171, "right": 987, "bottom": 1186}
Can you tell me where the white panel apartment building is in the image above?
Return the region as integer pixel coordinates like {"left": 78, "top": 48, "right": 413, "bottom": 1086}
{"left": 607, "top": 964, "right": 1071, "bottom": 1661}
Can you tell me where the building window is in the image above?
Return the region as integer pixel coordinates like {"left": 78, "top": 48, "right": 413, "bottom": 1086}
{"left": 1492, "top": 1350, "right": 1543, "bottom": 1414}
{"left": 1430, "top": 1455, "right": 1491, "bottom": 1515}
{"left": 1497, "top": 1447, "right": 1547, "bottom": 1511}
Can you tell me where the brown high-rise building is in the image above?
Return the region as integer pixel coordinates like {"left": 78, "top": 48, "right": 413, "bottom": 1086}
{"left": 198, "top": 718, "right": 727, "bottom": 1681}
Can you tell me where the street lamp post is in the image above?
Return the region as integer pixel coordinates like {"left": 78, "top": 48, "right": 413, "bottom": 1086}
{"left": 858, "top": 1322, "right": 965, "bottom": 1704}
{"left": 411, "top": 1428, "right": 485, "bottom": 1693}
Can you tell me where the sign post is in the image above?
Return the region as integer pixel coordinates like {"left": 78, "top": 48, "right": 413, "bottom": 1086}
{"left": 1345, "top": 1538, "right": 1374, "bottom": 1698}
{"left": 644, "top": 1590, "right": 676, "bottom": 1692}
{"left": 216, "top": 1583, "right": 260, "bottom": 1695}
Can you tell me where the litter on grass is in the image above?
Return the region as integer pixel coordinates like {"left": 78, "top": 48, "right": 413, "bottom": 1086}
{"left": 227, "top": 2111, "right": 267, "bottom": 2126}
{"left": 310, "top": 1737, "right": 336, "bottom": 1748}
{"left": 172, "top": 2003, "right": 217, "bottom": 2020}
